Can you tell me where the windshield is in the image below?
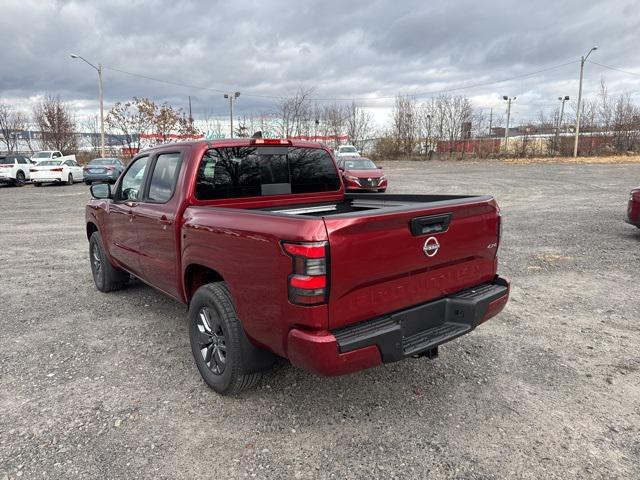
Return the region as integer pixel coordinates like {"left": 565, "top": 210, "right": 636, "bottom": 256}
{"left": 38, "top": 160, "right": 62, "bottom": 166}
{"left": 339, "top": 146, "right": 357, "bottom": 153}
{"left": 33, "top": 152, "right": 52, "bottom": 158}
{"left": 89, "top": 158, "right": 119, "bottom": 165}
{"left": 343, "top": 159, "right": 378, "bottom": 170}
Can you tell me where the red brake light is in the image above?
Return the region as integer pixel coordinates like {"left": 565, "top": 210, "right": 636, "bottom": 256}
{"left": 283, "top": 241, "right": 328, "bottom": 306}
{"left": 251, "top": 138, "right": 292, "bottom": 145}
{"left": 51, "top": 167, "right": 63, "bottom": 172}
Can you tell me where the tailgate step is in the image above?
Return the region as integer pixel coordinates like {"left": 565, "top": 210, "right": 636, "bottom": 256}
{"left": 402, "top": 322, "right": 470, "bottom": 355}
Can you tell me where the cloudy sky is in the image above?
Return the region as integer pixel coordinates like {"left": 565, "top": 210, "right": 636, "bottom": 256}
{"left": 1, "top": 0, "right": 639, "bottom": 127}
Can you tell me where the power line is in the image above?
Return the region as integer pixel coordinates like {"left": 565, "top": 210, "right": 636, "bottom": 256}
{"left": 103, "top": 59, "right": 579, "bottom": 103}
{"left": 588, "top": 60, "right": 640, "bottom": 77}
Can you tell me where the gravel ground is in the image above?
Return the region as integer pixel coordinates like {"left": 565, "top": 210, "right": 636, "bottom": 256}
{"left": 1, "top": 161, "right": 639, "bottom": 480}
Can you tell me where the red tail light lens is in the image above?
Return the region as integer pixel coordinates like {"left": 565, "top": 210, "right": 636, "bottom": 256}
{"left": 51, "top": 167, "right": 63, "bottom": 172}
{"left": 251, "top": 138, "right": 292, "bottom": 145}
{"left": 283, "top": 241, "right": 328, "bottom": 306}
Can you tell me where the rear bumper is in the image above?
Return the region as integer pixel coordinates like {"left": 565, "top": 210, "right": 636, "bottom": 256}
{"left": 287, "top": 276, "right": 510, "bottom": 376}
{"left": 84, "top": 173, "right": 118, "bottom": 182}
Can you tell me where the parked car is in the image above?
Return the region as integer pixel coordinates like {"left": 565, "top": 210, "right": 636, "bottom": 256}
{"left": 626, "top": 187, "right": 640, "bottom": 227}
{"left": 84, "top": 158, "right": 125, "bottom": 185}
{"left": 334, "top": 144, "right": 360, "bottom": 159}
{"left": 31, "top": 159, "right": 84, "bottom": 186}
{"left": 85, "top": 138, "right": 509, "bottom": 395}
{"left": 31, "top": 150, "right": 76, "bottom": 165}
{"left": 338, "top": 157, "right": 387, "bottom": 192}
{"left": 0, "top": 154, "right": 32, "bottom": 186}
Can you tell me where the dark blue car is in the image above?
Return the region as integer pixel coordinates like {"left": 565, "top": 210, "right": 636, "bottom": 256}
{"left": 83, "top": 158, "right": 125, "bottom": 185}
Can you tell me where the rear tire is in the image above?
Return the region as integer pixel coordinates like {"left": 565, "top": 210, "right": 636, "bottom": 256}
{"left": 67, "top": 174, "right": 73, "bottom": 185}
{"left": 89, "top": 231, "right": 129, "bottom": 292}
{"left": 188, "top": 282, "right": 274, "bottom": 395}
{"left": 14, "top": 171, "right": 25, "bottom": 187}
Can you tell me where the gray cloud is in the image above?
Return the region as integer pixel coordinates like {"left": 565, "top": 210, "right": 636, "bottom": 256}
{"left": 1, "top": 0, "right": 639, "bottom": 123}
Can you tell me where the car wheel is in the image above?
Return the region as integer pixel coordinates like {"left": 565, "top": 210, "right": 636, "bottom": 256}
{"left": 14, "top": 171, "right": 26, "bottom": 187}
{"left": 85, "top": 181, "right": 92, "bottom": 186}
{"left": 89, "top": 231, "right": 129, "bottom": 292}
{"left": 188, "top": 282, "right": 275, "bottom": 395}
{"left": 67, "top": 174, "right": 73, "bottom": 185}
{"left": 378, "top": 188, "right": 386, "bottom": 193}
{"left": 33, "top": 182, "right": 41, "bottom": 187}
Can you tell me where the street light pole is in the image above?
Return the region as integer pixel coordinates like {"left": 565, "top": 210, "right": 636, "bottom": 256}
{"left": 555, "top": 96, "right": 570, "bottom": 154}
{"left": 70, "top": 54, "right": 105, "bottom": 157}
{"left": 224, "top": 92, "right": 241, "bottom": 138}
{"left": 502, "top": 96, "right": 516, "bottom": 153}
{"left": 573, "top": 46, "right": 598, "bottom": 157}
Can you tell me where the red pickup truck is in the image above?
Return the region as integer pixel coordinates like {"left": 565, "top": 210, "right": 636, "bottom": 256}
{"left": 626, "top": 187, "right": 640, "bottom": 227}
{"left": 86, "top": 139, "right": 509, "bottom": 395}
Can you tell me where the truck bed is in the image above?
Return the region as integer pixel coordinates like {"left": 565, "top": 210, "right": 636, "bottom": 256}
{"left": 256, "top": 193, "right": 491, "bottom": 217}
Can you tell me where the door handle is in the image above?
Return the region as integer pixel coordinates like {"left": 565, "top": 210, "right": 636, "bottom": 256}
{"left": 410, "top": 214, "right": 452, "bottom": 236}
{"left": 159, "top": 215, "right": 172, "bottom": 227}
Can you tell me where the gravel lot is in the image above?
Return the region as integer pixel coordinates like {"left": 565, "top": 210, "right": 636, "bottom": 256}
{"left": 1, "top": 160, "right": 639, "bottom": 479}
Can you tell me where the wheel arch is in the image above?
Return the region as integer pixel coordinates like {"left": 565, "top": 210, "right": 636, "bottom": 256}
{"left": 184, "top": 263, "right": 225, "bottom": 304}
{"left": 86, "top": 222, "right": 99, "bottom": 241}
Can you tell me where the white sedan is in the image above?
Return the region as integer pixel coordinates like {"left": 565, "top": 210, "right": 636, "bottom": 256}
{"left": 31, "top": 159, "right": 84, "bottom": 186}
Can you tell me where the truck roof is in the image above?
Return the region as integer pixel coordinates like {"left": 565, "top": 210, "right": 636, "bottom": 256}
{"left": 139, "top": 138, "right": 330, "bottom": 154}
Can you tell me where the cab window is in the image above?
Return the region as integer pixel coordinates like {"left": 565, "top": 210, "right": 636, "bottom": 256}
{"left": 118, "top": 156, "right": 149, "bottom": 201}
{"left": 147, "top": 153, "right": 181, "bottom": 203}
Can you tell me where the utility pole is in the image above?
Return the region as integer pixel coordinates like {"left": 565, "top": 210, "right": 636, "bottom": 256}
{"left": 425, "top": 114, "right": 432, "bottom": 154}
{"left": 502, "top": 96, "right": 516, "bottom": 153}
{"left": 70, "top": 54, "right": 105, "bottom": 157}
{"left": 223, "top": 92, "right": 241, "bottom": 138}
{"left": 573, "top": 46, "right": 598, "bottom": 157}
{"left": 488, "top": 108, "right": 493, "bottom": 136}
{"left": 555, "top": 96, "right": 570, "bottom": 154}
{"left": 188, "top": 96, "right": 193, "bottom": 125}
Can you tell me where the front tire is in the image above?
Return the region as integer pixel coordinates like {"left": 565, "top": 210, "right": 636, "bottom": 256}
{"left": 67, "top": 174, "right": 73, "bottom": 185}
{"left": 188, "top": 283, "right": 273, "bottom": 395}
{"left": 14, "top": 171, "right": 26, "bottom": 187}
{"left": 89, "top": 231, "right": 129, "bottom": 292}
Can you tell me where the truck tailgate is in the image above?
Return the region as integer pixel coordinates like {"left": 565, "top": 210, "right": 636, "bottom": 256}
{"left": 323, "top": 196, "right": 500, "bottom": 330}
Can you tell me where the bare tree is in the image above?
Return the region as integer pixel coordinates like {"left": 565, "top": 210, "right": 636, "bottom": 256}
{"left": 276, "top": 87, "right": 315, "bottom": 138}
{"left": 32, "top": 95, "right": 77, "bottom": 153}
{"left": 105, "top": 97, "right": 155, "bottom": 157}
{"left": 82, "top": 114, "right": 101, "bottom": 153}
{"left": 0, "top": 104, "right": 28, "bottom": 153}
{"left": 345, "top": 101, "right": 374, "bottom": 153}
{"left": 392, "top": 95, "right": 418, "bottom": 156}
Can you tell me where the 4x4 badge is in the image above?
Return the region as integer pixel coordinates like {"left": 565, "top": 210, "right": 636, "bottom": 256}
{"left": 423, "top": 237, "right": 440, "bottom": 257}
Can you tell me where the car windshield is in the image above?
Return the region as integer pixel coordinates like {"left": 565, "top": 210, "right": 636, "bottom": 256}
{"left": 343, "top": 159, "right": 378, "bottom": 170}
{"left": 89, "top": 158, "right": 119, "bottom": 165}
{"left": 38, "top": 160, "right": 62, "bottom": 166}
{"left": 339, "top": 146, "right": 357, "bottom": 153}
{"left": 33, "top": 152, "right": 52, "bottom": 158}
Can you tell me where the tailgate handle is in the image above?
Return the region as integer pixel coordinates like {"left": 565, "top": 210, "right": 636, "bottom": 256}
{"left": 410, "top": 214, "right": 452, "bottom": 236}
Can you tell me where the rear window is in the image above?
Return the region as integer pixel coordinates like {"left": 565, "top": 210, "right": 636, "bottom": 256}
{"left": 38, "top": 160, "right": 62, "bottom": 166}
{"left": 89, "top": 158, "right": 119, "bottom": 165}
{"left": 195, "top": 146, "right": 340, "bottom": 200}
{"left": 0, "top": 157, "right": 11, "bottom": 164}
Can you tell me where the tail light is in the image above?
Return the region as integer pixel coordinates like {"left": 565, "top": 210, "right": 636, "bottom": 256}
{"left": 106, "top": 166, "right": 115, "bottom": 171}
{"left": 30, "top": 169, "right": 37, "bottom": 172}
{"left": 51, "top": 167, "right": 63, "bottom": 172}
{"left": 0, "top": 164, "right": 11, "bottom": 168}
{"left": 283, "top": 241, "right": 328, "bottom": 306}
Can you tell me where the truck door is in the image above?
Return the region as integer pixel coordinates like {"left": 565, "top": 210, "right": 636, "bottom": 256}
{"left": 134, "top": 151, "right": 183, "bottom": 299}
{"left": 106, "top": 155, "right": 150, "bottom": 276}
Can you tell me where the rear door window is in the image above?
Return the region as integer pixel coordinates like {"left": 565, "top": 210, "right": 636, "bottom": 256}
{"left": 147, "top": 153, "right": 182, "bottom": 203}
{"left": 195, "top": 146, "right": 340, "bottom": 200}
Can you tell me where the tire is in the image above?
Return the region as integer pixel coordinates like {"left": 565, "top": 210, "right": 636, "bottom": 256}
{"left": 188, "top": 282, "right": 274, "bottom": 395}
{"left": 89, "top": 231, "right": 129, "bottom": 292}
{"left": 14, "top": 171, "right": 26, "bottom": 187}
{"left": 85, "top": 181, "right": 92, "bottom": 186}
{"left": 378, "top": 188, "right": 386, "bottom": 193}
{"left": 33, "top": 182, "right": 42, "bottom": 187}
{"left": 67, "top": 174, "right": 73, "bottom": 185}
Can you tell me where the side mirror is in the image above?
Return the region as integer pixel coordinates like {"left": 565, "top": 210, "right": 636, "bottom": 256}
{"left": 90, "top": 183, "right": 112, "bottom": 199}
